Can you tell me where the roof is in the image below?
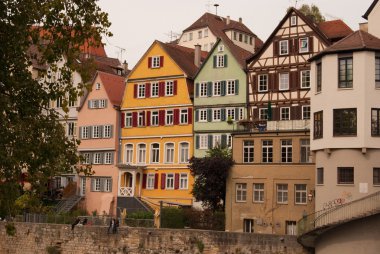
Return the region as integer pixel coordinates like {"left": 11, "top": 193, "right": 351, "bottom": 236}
{"left": 309, "top": 30, "right": 380, "bottom": 61}
{"left": 97, "top": 71, "right": 126, "bottom": 106}
{"left": 363, "top": 0, "right": 379, "bottom": 19}
{"left": 318, "top": 20, "right": 353, "bottom": 42}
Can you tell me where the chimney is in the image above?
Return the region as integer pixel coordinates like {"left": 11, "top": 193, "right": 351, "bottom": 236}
{"left": 123, "top": 60, "right": 129, "bottom": 73}
{"left": 194, "top": 44, "right": 201, "bottom": 68}
{"left": 226, "top": 16, "right": 231, "bottom": 25}
{"left": 239, "top": 17, "right": 242, "bottom": 23}
{"left": 359, "top": 22, "right": 368, "bottom": 32}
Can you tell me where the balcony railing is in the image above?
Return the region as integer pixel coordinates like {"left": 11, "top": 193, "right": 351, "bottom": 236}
{"left": 235, "top": 120, "right": 310, "bottom": 133}
{"left": 298, "top": 191, "right": 380, "bottom": 238}
{"left": 119, "top": 187, "right": 133, "bottom": 197}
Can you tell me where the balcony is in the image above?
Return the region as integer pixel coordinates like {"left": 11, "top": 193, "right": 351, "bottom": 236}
{"left": 235, "top": 119, "right": 310, "bottom": 133}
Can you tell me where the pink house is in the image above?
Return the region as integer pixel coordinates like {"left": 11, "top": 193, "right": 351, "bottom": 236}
{"left": 77, "top": 71, "right": 125, "bottom": 216}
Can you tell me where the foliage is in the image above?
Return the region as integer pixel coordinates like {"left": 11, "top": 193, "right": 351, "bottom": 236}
{"left": 5, "top": 222, "right": 16, "bottom": 236}
{"left": 127, "top": 211, "right": 154, "bottom": 219}
{"left": 188, "top": 146, "right": 234, "bottom": 211}
{"left": 298, "top": 4, "right": 325, "bottom": 23}
{"left": 0, "top": 0, "right": 110, "bottom": 217}
{"left": 182, "top": 208, "right": 225, "bottom": 231}
{"left": 160, "top": 207, "right": 185, "bottom": 229}
{"left": 46, "top": 246, "right": 61, "bottom": 254}
{"left": 14, "top": 192, "right": 50, "bottom": 214}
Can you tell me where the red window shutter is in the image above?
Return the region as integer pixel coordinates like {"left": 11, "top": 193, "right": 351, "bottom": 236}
{"left": 173, "top": 80, "right": 178, "bottom": 95}
{"left": 252, "top": 75, "right": 257, "bottom": 92}
{"left": 174, "top": 108, "right": 180, "bottom": 125}
{"left": 154, "top": 173, "right": 159, "bottom": 189}
{"left": 132, "top": 112, "right": 138, "bottom": 127}
{"left": 161, "top": 173, "right": 166, "bottom": 189}
{"left": 142, "top": 111, "right": 146, "bottom": 126}
{"left": 174, "top": 173, "right": 180, "bottom": 189}
{"left": 309, "top": 36, "right": 314, "bottom": 53}
{"left": 188, "top": 108, "right": 193, "bottom": 124}
{"left": 288, "top": 39, "right": 293, "bottom": 54}
{"left": 146, "top": 83, "right": 151, "bottom": 98}
{"left": 121, "top": 112, "right": 125, "bottom": 128}
{"left": 159, "top": 110, "right": 165, "bottom": 126}
{"left": 160, "top": 56, "right": 164, "bottom": 67}
{"left": 159, "top": 82, "right": 165, "bottom": 97}
{"left": 134, "top": 84, "right": 138, "bottom": 98}
{"left": 142, "top": 174, "right": 147, "bottom": 189}
{"left": 148, "top": 57, "right": 152, "bottom": 68}
{"left": 273, "top": 41, "right": 279, "bottom": 57}
{"left": 146, "top": 111, "right": 151, "bottom": 126}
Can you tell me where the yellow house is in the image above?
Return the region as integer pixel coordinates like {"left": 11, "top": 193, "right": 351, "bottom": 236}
{"left": 118, "top": 41, "right": 206, "bottom": 212}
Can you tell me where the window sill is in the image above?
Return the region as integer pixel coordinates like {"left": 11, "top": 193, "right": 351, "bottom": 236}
{"left": 373, "top": 184, "right": 380, "bottom": 187}
{"left": 295, "top": 203, "right": 307, "bottom": 206}
{"left": 333, "top": 134, "right": 357, "bottom": 137}
{"left": 235, "top": 201, "right": 247, "bottom": 203}
{"left": 337, "top": 183, "right": 354, "bottom": 186}
{"left": 276, "top": 202, "right": 288, "bottom": 205}
{"left": 337, "top": 87, "right": 353, "bottom": 90}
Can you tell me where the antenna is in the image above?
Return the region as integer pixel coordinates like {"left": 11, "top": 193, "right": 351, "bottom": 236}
{"left": 214, "top": 4, "right": 219, "bottom": 16}
{"left": 164, "top": 31, "right": 181, "bottom": 42}
{"left": 105, "top": 37, "right": 126, "bottom": 62}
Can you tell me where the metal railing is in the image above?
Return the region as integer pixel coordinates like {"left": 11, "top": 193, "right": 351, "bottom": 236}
{"left": 235, "top": 120, "right": 310, "bottom": 133}
{"left": 298, "top": 191, "right": 380, "bottom": 236}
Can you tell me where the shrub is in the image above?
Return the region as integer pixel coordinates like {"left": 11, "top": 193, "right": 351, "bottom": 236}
{"left": 160, "top": 207, "right": 184, "bottom": 229}
{"left": 5, "top": 222, "right": 16, "bottom": 236}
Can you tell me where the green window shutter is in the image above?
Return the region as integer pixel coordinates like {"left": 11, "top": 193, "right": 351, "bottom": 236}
{"left": 224, "top": 54, "right": 228, "bottom": 67}
{"left": 207, "top": 82, "right": 213, "bottom": 97}
{"left": 235, "top": 79, "right": 239, "bottom": 95}
{"left": 109, "top": 178, "right": 113, "bottom": 192}
{"left": 195, "top": 135, "right": 200, "bottom": 149}
{"left": 79, "top": 127, "right": 83, "bottom": 139}
{"left": 213, "top": 55, "right": 217, "bottom": 68}
{"left": 89, "top": 126, "right": 93, "bottom": 139}
{"left": 221, "top": 81, "right": 226, "bottom": 96}
{"left": 110, "top": 125, "right": 113, "bottom": 138}
{"left": 99, "top": 125, "right": 103, "bottom": 138}
{"left": 195, "top": 109, "right": 199, "bottom": 122}
{"left": 221, "top": 134, "right": 227, "bottom": 148}
{"left": 235, "top": 108, "right": 239, "bottom": 121}
{"left": 221, "top": 108, "right": 226, "bottom": 121}
{"left": 207, "top": 108, "right": 212, "bottom": 122}
{"left": 195, "top": 83, "right": 199, "bottom": 97}
{"left": 208, "top": 135, "right": 213, "bottom": 149}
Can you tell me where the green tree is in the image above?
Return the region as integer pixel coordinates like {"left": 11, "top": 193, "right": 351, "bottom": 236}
{"left": 188, "top": 146, "right": 234, "bottom": 211}
{"left": 0, "top": 0, "right": 111, "bottom": 217}
{"left": 298, "top": 4, "right": 326, "bottom": 23}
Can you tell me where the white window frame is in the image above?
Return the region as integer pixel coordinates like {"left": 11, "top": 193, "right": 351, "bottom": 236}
{"left": 137, "top": 143, "right": 146, "bottom": 164}
{"left": 262, "top": 140, "right": 273, "bottom": 163}
{"left": 92, "top": 125, "right": 100, "bottom": 138}
{"left": 138, "top": 111, "right": 145, "bottom": 127}
{"left": 151, "top": 111, "right": 159, "bottom": 126}
{"left": 199, "top": 134, "right": 208, "bottom": 149}
{"left": 243, "top": 140, "right": 254, "bottom": 163}
{"left": 226, "top": 80, "right": 236, "bottom": 95}
{"left": 179, "top": 173, "right": 188, "bottom": 189}
{"left": 81, "top": 126, "right": 89, "bottom": 139}
{"left": 299, "top": 38, "right": 309, "bottom": 53}
{"left": 279, "top": 73, "right": 289, "bottom": 90}
{"left": 290, "top": 16, "right": 297, "bottom": 26}
{"left": 213, "top": 81, "right": 222, "bottom": 96}
{"left": 212, "top": 108, "right": 221, "bottom": 122}
{"left": 216, "top": 55, "right": 225, "bottom": 68}
{"left": 281, "top": 140, "right": 292, "bottom": 163}
{"left": 165, "top": 143, "right": 175, "bottom": 164}
{"left": 253, "top": 183, "right": 264, "bottom": 203}
{"left": 302, "top": 106, "right": 311, "bottom": 120}
{"left": 103, "top": 125, "right": 111, "bottom": 138}
{"left": 180, "top": 109, "right": 188, "bottom": 124}
{"left": 147, "top": 174, "right": 155, "bottom": 190}
{"left": 165, "top": 110, "right": 173, "bottom": 125}
{"left": 199, "top": 109, "right": 207, "bottom": 122}
{"left": 226, "top": 108, "right": 235, "bottom": 121}
{"left": 218, "top": 45, "right": 224, "bottom": 52}
{"left": 104, "top": 152, "right": 112, "bottom": 164}
{"left": 198, "top": 30, "right": 202, "bottom": 39}
{"left": 99, "top": 99, "right": 106, "bottom": 108}
{"left": 93, "top": 153, "right": 101, "bottom": 164}
{"left": 151, "top": 82, "right": 159, "bottom": 97}
{"left": 138, "top": 84, "right": 146, "bottom": 98}
{"left": 295, "top": 184, "right": 307, "bottom": 204}
{"left": 166, "top": 173, "right": 174, "bottom": 189}
{"left": 151, "top": 56, "right": 160, "bottom": 68}
{"left": 165, "top": 81, "right": 174, "bottom": 96}
{"left": 213, "top": 134, "right": 221, "bottom": 148}
{"left": 259, "top": 108, "right": 268, "bottom": 120}
{"left": 280, "top": 107, "right": 290, "bottom": 120}
{"left": 179, "top": 142, "right": 189, "bottom": 163}
{"left": 67, "top": 122, "right": 77, "bottom": 136}
{"left": 96, "top": 83, "right": 101, "bottom": 90}
{"left": 125, "top": 144, "right": 133, "bottom": 164}
{"left": 236, "top": 183, "right": 247, "bottom": 202}
{"left": 258, "top": 74, "right": 268, "bottom": 92}
{"left": 279, "top": 40, "right": 289, "bottom": 55}
{"left": 150, "top": 143, "right": 160, "bottom": 164}
{"left": 104, "top": 178, "right": 112, "bottom": 192}
{"left": 200, "top": 82, "right": 208, "bottom": 97}
{"left": 125, "top": 112, "right": 132, "bottom": 128}
{"left": 301, "top": 70, "right": 311, "bottom": 88}
{"left": 93, "top": 178, "right": 101, "bottom": 192}
{"left": 277, "top": 184, "right": 288, "bottom": 204}
{"left": 83, "top": 153, "right": 90, "bottom": 165}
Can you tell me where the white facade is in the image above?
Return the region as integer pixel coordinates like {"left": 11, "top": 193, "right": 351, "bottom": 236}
{"left": 368, "top": 1, "right": 380, "bottom": 38}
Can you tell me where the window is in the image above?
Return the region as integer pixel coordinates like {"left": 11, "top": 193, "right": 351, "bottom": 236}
{"left": 299, "top": 38, "right": 309, "bottom": 53}
{"left": 199, "top": 134, "right": 208, "bottom": 149}
{"left": 180, "top": 173, "right": 188, "bottom": 189}
{"left": 204, "top": 28, "right": 208, "bottom": 37}
{"left": 96, "top": 83, "right": 101, "bottom": 90}
{"left": 258, "top": 74, "right": 268, "bottom": 92}
{"left": 233, "top": 32, "right": 237, "bottom": 40}
{"left": 124, "top": 113, "right": 132, "bottom": 127}
{"left": 373, "top": 168, "right": 380, "bottom": 185}
{"left": 104, "top": 152, "right": 112, "bottom": 164}
{"left": 151, "top": 143, "right": 160, "bottom": 163}
{"left": 69, "top": 96, "right": 77, "bottom": 107}
{"left": 166, "top": 173, "right": 174, "bottom": 189}
{"left": 243, "top": 140, "right": 254, "bottom": 163}
{"left": 243, "top": 219, "right": 254, "bottom": 233}
{"left": 138, "top": 111, "right": 145, "bottom": 127}
{"left": 137, "top": 144, "right": 146, "bottom": 164}
{"left": 93, "top": 178, "right": 101, "bottom": 191}
{"left": 189, "top": 32, "right": 193, "bottom": 41}
{"left": 151, "top": 56, "right": 160, "bottom": 68}
{"left": 249, "top": 37, "right": 253, "bottom": 45}
{"left": 180, "top": 109, "right": 188, "bottom": 124}
{"left": 147, "top": 174, "right": 155, "bottom": 189}
{"left": 280, "top": 107, "right": 290, "bottom": 120}
{"left": 301, "top": 70, "right": 310, "bottom": 88}
{"left": 226, "top": 80, "right": 235, "bottom": 95}
{"left": 253, "top": 183, "right": 264, "bottom": 202}
{"left": 295, "top": 184, "right": 307, "bottom": 204}
{"left": 371, "top": 108, "right": 380, "bottom": 136}
{"left": 300, "top": 139, "right": 310, "bottom": 163}
{"left": 165, "top": 143, "right": 174, "bottom": 163}
{"left": 338, "top": 167, "right": 354, "bottom": 184}
{"left": 56, "top": 97, "right": 62, "bottom": 108}
{"left": 279, "top": 40, "right": 289, "bottom": 55}
{"left": 213, "top": 81, "right": 221, "bottom": 96}
{"left": 83, "top": 153, "right": 90, "bottom": 165}
{"left": 302, "top": 106, "right": 311, "bottom": 120}
{"left": 93, "top": 153, "right": 101, "bottom": 164}
{"left": 218, "top": 45, "right": 224, "bottom": 52}
{"left": 239, "top": 33, "right": 243, "bottom": 42}
{"left": 81, "top": 126, "right": 89, "bottom": 139}
{"left": 227, "top": 134, "right": 232, "bottom": 148}
{"left": 316, "top": 62, "right": 322, "bottom": 92}
{"left": 236, "top": 183, "right": 247, "bottom": 202}
{"left": 151, "top": 82, "right": 159, "bottom": 97}
{"left": 125, "top": 144, "right": 133, "bottom": 164}
{"left": 317, "top": 167, "right": 324, "bottom": 185}
{"left": 338, "top": 57, "right": 353, "bottom": 88}
{"left": 99, "top": 99, "right": 106, "bottom": 108}
{"left": 216, "top": 55, "right": 225, "bottom": 68}
{"left": 259, "top": 108, "right": 268, "bottom": 120}
{"left": 226, "top": 108, "right": 235, "bottom": 121}
{"left": 166, "top": 110, "right": 173, "bottom": 125}
{"left": 286, "top": 221, "right": 297, "bottom": 235}
{"left": 213, "top": 134, "right": 221, "bottom": 148}
{"left": 262, "top": 140, "right": 273, "bottom": 163}
{"left": 277, "top": 184, "right": 288, "bottom": 204}
{"left": 67, "top": 122, "right": 76, "bottom": 136}
{"left": 198, "top": 30, "right": 202, "bottom": 39}
{"left": 138, "top": 84, "right": 145, "bottom": 98}
{"left": 314, "top": 111, "right": 323, "bottom": 139}
{"left": 290, "top": 16, "right": 297, "bottom": 26}
{"left": 92, "top": 126, "right": 100, "bottom": 138}
{"left": 151, "top": 111, "right": 159, "bottom": 126}
{"left": 179, "top": 143, "right": 189, "bottom": 163}
{"left": 165, "top": 81, "right": 174, "bottom": 96}
{"left": 279, "top": 73, "right": 289, "bottom": 90}
{"left": 200, "top": 82, "right": 208, "bottom": 97}
{"left": 376, "top": 57, "right": 380, "bottom": 88}
{"left": 103, "top": 125, "right": 111, "bottom": 138}
{"left": 281, "top": 140, "right": 292, "bottom": 163}
{"left": 199, "top": 109, "right": 207, "bottom": 122}
{"left": 213, "top": 108, "right": 221, "bottom": 121}
{"left": 239, "top": 108, "right": 244, "bottom": 120}
{"left": 333, "top": 108, "right": 357, "bottom": 136}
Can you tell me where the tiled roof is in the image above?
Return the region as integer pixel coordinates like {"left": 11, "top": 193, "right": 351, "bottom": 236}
{"left": 97, "top": 71, "right": 126, "bottom": 106}
{"left": 221, "top": 37, "right": 253, "bottom": 68}
{"left": 309, "top": 30, "right": 380, "bottom": 61}
{"left": 363, "top": 0, "right": 379, "bottom": 19}
{"left": 318, "top": 20, "right": 353, "bottom": 42}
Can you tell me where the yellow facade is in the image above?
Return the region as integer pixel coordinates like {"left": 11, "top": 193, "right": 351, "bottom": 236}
{"left": 119, "top": 41, "right": 195, "bottom": 207}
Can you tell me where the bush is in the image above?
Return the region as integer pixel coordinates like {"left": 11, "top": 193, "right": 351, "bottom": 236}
{"left": 160, "top": 207, "right": 185, "bottom": 229}
{"left": 5, "top": 222, "right": 16, "bottom": 236}
{"left": 183, "top": 208, "right": 225, "bottom": 231}
{"left": 127, "top": 211, "right": 153, "bottom": 219}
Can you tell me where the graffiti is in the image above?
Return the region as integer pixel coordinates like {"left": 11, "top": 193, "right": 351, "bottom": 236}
{"left": 322, "top": 191, "right": 353, "bottom": 210}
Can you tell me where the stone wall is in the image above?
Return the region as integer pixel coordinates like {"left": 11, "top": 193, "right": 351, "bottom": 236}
{"left": 0, "top": 222, "right": 309, "bottom": 254}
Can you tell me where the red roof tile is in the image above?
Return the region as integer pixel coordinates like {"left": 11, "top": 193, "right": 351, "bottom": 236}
{"left": 97, "top": 71, "right": 126, "bottom": 106}
{"left": 318, "top": 20, "right": 353, "bottom": 42}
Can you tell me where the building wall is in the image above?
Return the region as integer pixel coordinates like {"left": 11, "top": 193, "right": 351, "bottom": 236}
{"left": 226, "top": 132, "right": 315, "bottom": 235}
{"left": 368, "top": 1, "right": 380, "bottom": 38}
{"left": 177, "top": 28, "right": 216, "bottom": 52}
{"left": 224, "top": 29, "right": 256, "bottom": 53}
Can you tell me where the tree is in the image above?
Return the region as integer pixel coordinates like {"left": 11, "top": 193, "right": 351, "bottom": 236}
{"left": 188, "top": 147, "right": 234, "bottom": 211}
{"left": 0, "top": 0, "right": 111, "bottom": 217}
{"left": 298, "top": 4, "right": 326, "bottom": 23}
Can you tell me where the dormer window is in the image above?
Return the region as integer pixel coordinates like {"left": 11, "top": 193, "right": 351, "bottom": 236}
{"left": 96, "top": 83, "right": 101, "bottom": 90}
{"left": 290, "top": 16, "right": 297, "bottom": 26}
{"left": 218, "top": 45, "right": 224, "bottom": 52}
{"left": 148, "top": 56, "right": 163, "bottom": 68}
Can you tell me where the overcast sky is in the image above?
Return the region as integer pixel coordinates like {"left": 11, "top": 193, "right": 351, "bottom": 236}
{"left": 97, "top": 0, "right": 374, "bottom": 68}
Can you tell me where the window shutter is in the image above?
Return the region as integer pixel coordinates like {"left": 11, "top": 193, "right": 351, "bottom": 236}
{"left": 253, "top": 108, "right": 259, "bottom": 120}
{"left": 89, "top": 126, "right": 93, "bottom": 138}
{"left": 291, "top": 106, "right": 297, "bottom": 120}
{"left": 154, "top": 173, "right": 159, "bottom": 189}
{"left": 79, "top": 127, "right": 83, "bottom": 139}
{"left": 290, "top": 71, "right": 296, "bottom": 90}
{"left": 207, "top": 108, "right": 212, "bottom": 122}
{"left": 221, "top": 134, "right": 227, "bottom": 148}
{"left": 159, "top": 110, "right": 165, "bottom": 126}
{"left": 188, "top": 108, "right": 193, "bottom": 124}
{"left": 160, "top": 56, "right": 164, "bottom": 67}
{"left": 221, "top": 108, "right": 226, "bottom": 121}
{"left": 146, "top": 111, "right": 151, "bottom": 126}
{"left": 273, "top": 107, "right": 279, "bottom": 121}
{"left": 195, "top": 135, "right": 200, "bottom": 149}
{"left": 109, "top": 179, "right": 113, "bottom": 192}
{"left": 111, "top": 152, "right": 114, "bottom": 164}
{"left": 252, "top": 75, "right": 257, "bottom": 93}
{"left": 288, "top": 39, "right": 293, "bottom": 54}
{"left": 148, "top": 57, "right": 152, "bottom": 68}
{"left": 195, "top": 83, "right": 199, "bottom": 97}
{"left": 224, "top": 54, "right": 228, "bottom": 67}
{"left": 221, "top": 81, "right": 226, "bottom": 96}
{"left": 273, "top": 73, "right": 279, "bottom": 92}
{"left": 309, "top": 36, "right": 314, "bottom": 53}
{"left": 273, "top": 41, "right": 279, "bottom": 57}
{"left": 142, "top": 111, "right": 146, "bottom": 126}
{"left": 174, "top": 108, "right": 180, "bottom": 125}
{"left": 104, "top": 100, "right": 108, "bottom": 108}
{"left": 146, "top": 83, "right": 151, "bottom": 98}
{"left": 235, "top": 108, "right": 239, "bottom": 121}
{"left": 159, "top": 82, "right": 165, "bottom": 97}
{"left": 208, "top": 135, "right": 213, "bottom": 149}
{"left": 110, "top": 125, "right": 113, "bottom": 138}
{"left": 174, "top": 173, "right": 180, "bottom": 190}
{"left": 161, "top": 174, "right": 166, "bottom": 189}
{"left": 132, "top": 112, "right": 138, "bottom": 127}
{"left": 142, "top": 174, "right": 147, "bottom": 189}
{"left": 88, "top": 100, "right": 91, "bottom": 108}
{"left": 99, "top": 125, "right": 103, "bottom": 138}
{"left": 100, "top": 153, "right": 104, "bottom": 164}
{"left": 100, "top": 178, "right": 105, "bottom": 192}
{"left": 134, "top": 84, "right": 138, "bottom": 98}
{"left": 213, "top": 55, "right": 217, "bottom": 68}
{"left": 207, "top": 82, "right": 212, "bottom": 97}
{"left": 195, "top": 109, "right": 199, "bottom": 122}
{"left": 235, "top": 79, "right": 239, "bottom": 95}
{"left": 121, "top": 113, "right": 125, "bottom": 128}
{"left": 173, "top": 80, "right": 177, "bottom": 95}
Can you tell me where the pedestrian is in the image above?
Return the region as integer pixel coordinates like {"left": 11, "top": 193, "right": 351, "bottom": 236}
{"left": 71, "top": 217, "right": 80, "bottom": 230}
{"left": 113, "top": 218, "right": 119, "bottom": 234}
{"left": 82, "top": 218, "right": 88, "bottom": 226}
{"left": 108, "top": 218, "right": 115, "bottom": 234}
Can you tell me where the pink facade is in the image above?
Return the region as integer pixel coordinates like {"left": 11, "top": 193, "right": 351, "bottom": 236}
{"left": 77, "top": 71, "right": 125, "bottom": 216}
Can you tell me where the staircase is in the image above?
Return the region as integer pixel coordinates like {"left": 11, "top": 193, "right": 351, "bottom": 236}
{"left": 117, "top": 197, "right": 154, "bottom": 215}
{"left": 55, "top": 195, "right": 82, "bottom": 213}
